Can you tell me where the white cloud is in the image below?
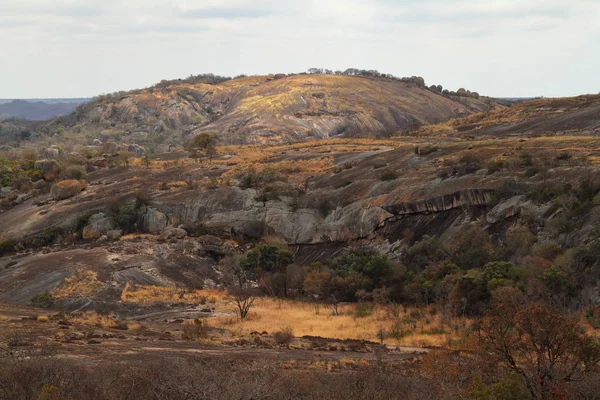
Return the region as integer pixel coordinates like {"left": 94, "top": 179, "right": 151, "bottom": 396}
{"left": 0, "top": 0, "right": 598, "bottom": 97}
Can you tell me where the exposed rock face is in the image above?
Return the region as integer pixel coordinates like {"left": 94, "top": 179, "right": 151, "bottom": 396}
{"left": 82, "top": 213, "right": 114, "bottom": 240}
{"left": 486, "top": 195, "right": 527, "bottom": 224}
{"left": 50, "top": 180, "right": 87, "bottom": 200}
{"left": 382, "top": 189, "right": 495, "bottom": 216}
{"left": 34, "top": 159, "right": 62, "bottom": 181}
{"left": 140, "top": 207, "right": 169, "bottom": 234}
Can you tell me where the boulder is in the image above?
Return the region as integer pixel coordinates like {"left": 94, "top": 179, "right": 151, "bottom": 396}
{"left": 198, "top": 234, "right": 223, "bottom": 246}
{"left": 92, "top": 157, "right": 108, "bottom": 168}
{"left": 127, "top": 144, "right": 146, "bottom": 156}
{"left": 102, "top": 142, "right": 119, "bottom": 155}
{"left": 0, "top": 187, "right": 19, "bottom": 199}
{"left": 42, "top": 147, "right": 61, "bottom": 159}
{"left": 486, "top": 195, "right": 527, "bottom": 224}
{"left": 106, "top": 230, "right": 123, "bottom": 240}
{"left": 14, "top": 193, "right": 32, "bottom": 205}
{"left": 141, "top": 207, "right": 169, "bottom": 234}
{"left": 34, "top": 159, "right": 62, "bottom": 181}
{"left": 169, "top": 227, "right": 188, "bottom": 239}
{"left": 92, "top": 139, "right": 103, "bottom": 146}
{"left": 50, "top": 180, "right": 87, "bottom": 201}
{"left": 82, "top": 213, "right": 114, "bottom": 240}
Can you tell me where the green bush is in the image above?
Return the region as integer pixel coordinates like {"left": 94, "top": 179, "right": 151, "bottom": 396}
{"left": 31, "top": 292, "right": 54, "bottom": 309}
{"left": 354, "top": 302, "right": 375, "bottom": 318}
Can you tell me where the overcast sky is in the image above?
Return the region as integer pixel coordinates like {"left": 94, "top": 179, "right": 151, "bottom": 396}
{"left": 1, "top": 0, "right": 599, "bottom": 98}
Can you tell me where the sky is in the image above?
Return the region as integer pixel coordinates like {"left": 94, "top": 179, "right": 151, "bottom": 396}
{"left": 1, "top": 0, "right": 599, "bottom": 99}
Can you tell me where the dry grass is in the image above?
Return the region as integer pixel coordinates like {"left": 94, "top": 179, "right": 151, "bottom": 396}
{"left": 120, "top": 283, "right": 227, "bottom": 304}
{"left": 120, "top": 233, "right": 158, "bottom": 241}
{"left": 208, "top": 297, "right": 469, "bottom": 347}
{"left": 52, "top": 269, "right": 103, "bottom": 299}
{"left": 70, "top": 311, "right": 119, "bottom": 328}
{"left": 36, "top": 315, "right": 49, "bottom": 323}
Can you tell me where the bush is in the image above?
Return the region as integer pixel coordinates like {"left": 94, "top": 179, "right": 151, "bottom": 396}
{"left": 181, "top": 318, "right": 209, "bottom": 340}
{"left": 354, "top": 302, "right": 375, "bottom": 318}
{"left": 380, "top": 169, "right": 398, "bottom": 181}
{"left": 273, "top": 327, "right": 294, "bottom": 346}
{"left": 31, "top": 292, "right": 54, "bottom": 309}
{"left": 64, "top": 165, "right": 87, "bottom": 180}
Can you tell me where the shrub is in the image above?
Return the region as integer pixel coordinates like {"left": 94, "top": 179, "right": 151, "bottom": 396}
{"left": 31, "top": 292, "right": 54, "bottom": 309}
{"left": 380, "top": 169, "right": 398, "bottom": 181}
{"left": 64, "top": 165, "right": 87, "bottom": 180}
{"left": 181, "top": 318, "right": 209, "bottom": 340}
{"left": 111, "top": 202, "right": 141, "bottom": 233}
{"left": 486, "top": 159, "right": 508, "bottom": 174}
{"left": 273, "top": 327, "right": 294, "bottom": 346}
{"left": 415, "top": 144, "right": 437, "bottom": 156}
{"left": 354, "top": 302, "right": 375, "bottom": 318}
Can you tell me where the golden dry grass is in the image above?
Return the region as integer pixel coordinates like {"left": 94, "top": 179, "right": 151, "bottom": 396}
{"left": 120, "top": 283, "right": 226, "bottom": 304}
{"left": 70, "top": 312, "right": 118, "bottom": 328}
{"left": 52, "top": 269, "right": 103, "bottom": 299}
{"left": 208, "top": 297, "right": 469, "bottom": 348}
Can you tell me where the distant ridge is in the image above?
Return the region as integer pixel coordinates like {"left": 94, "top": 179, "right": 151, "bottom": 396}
{"left": 0, "top": 99, "right": 90, "bottom": 121}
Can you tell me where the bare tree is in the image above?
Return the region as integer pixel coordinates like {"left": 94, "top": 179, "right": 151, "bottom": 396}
{"left": 227, "top": 287, "right": 258, "bottom": 320}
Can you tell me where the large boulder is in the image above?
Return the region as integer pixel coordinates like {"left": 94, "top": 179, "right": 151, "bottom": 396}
{"left": 486, "top": 195, "right": 527, "bottom": 224}
{"left": 82, "top": 213, "right": 114, "bottom": 240}
{"left": 50, "top": 180, "right": 87, "bottom": 200}
{"left": 41, "top": 147, "right": 61, "bottom": 160}
{"left": 0, "top": 187, "right": 19, "bottom": 199}
{"left": 102, "top": 142, "right": 119, "bottom": 155}
{"left": 141, "top": 207, "right": 169, "bottom": 234}
{"left": 127, "top": 144, "right": 146, "bottom": 156}
{"left": 34, "top": 159, "right": 62, "bottom": 181}
{"left": 106, "top": 229, "right": 123, "bottom": 240}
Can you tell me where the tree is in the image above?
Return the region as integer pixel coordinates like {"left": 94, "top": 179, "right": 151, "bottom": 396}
{"left": 239, "top": 245, "right": 294, "bottom": 296}
{"left": 478, "top": 303, "right": 600, "bottom": 399}
{"left": 227, "top": 287, "right": 258, "bottom": 320}
{"left": 186, "top": 134, "right": 217, "bottom": 161}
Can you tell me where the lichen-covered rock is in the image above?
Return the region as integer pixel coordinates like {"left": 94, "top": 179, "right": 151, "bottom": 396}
{"left": 34, "top": 159, "right": 62, "bottom": 181}
{"left": 50, "top": 180, "right": 87, "bottom": 200}
{"left": 82, "top": 213, "right": 114, "bottom": 240}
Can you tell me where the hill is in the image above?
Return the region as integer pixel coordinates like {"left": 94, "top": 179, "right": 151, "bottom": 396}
{"left": 418, "top": 94, "right": 600, "bottom": 138}
{"left": 0, "top": 99, "right": 87, "bottom": 121}
{"left": 50, "top": 73, "right": 506, "bottom": 146}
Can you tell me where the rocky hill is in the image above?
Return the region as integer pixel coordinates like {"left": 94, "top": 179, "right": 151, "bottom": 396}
{"left": 51, "top": 74, "right": 505, "bottom": 146}
{"left": 419, "top": 94, "right": 600, "bottom": 138}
